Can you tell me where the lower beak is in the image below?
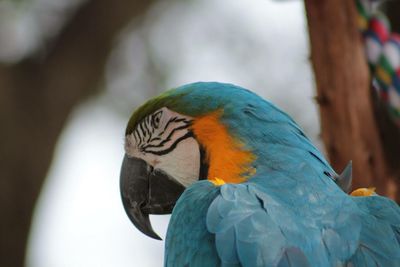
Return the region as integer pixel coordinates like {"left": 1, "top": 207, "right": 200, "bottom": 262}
{"left": 120, "top": 155, "right": 185, "bottom": 240}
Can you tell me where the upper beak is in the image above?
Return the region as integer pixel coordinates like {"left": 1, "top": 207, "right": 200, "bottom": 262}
{"left": 120, "top": 155, "right": 185, "bottom": 240}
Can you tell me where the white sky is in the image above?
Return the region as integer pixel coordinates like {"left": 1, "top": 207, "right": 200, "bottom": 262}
{"left": 26, "top": 1, "right": 317, "bottom": 266}
{"left": 27, "top": 102, "right": 170, "bottom": 267}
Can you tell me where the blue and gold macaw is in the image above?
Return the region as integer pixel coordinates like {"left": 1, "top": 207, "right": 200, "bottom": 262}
{"left": 120, "top": 82, "right": 400, "bottom": 266}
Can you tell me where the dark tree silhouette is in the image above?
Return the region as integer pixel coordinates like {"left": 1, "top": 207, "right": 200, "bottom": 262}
{"left": 0, "top": 1, "right": 155, "bottom": 266}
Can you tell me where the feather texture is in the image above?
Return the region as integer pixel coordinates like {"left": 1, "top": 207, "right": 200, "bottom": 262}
{"left": 206, "top": 182, "right": 362, "bottom": 267}
{"left": 129, "top": 82, "right": 400, "bottom": 267}
{"left": 165, "top": 181, "right": 221, "bottom": 267}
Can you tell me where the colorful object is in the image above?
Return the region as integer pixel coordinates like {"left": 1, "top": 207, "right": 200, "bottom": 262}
{"left": 351, "top": 187, "right": 377, "bottom": 196}
{"left": 375, "top": 34, "right": 400, "bottom": 123}
{"left": 356, "top": 0, "right": 372, "bottom": 31}
{"left": 120, "top": 82, "right": 400, "bottom": 266}
{"left": 357, "top": 0, "right": 400, "bottom": 125}
{"left": 364, "top": 13, "right": 390, "bottom": 68}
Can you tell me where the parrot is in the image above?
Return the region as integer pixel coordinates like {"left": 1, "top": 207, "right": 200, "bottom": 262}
{"left": 120, "top": 82, "right": 400, "bottom": 267}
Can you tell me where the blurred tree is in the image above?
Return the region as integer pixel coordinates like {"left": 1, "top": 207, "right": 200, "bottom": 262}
{"left": 0, "top": 1, "right": 155, "bottom": 266}
{"left": 304, "top": 0, "right": 400, "bottom": 200}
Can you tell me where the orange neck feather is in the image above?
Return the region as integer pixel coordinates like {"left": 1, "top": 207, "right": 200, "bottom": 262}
{"left": 191, "top": 111, "right": 255, "bottom": 184}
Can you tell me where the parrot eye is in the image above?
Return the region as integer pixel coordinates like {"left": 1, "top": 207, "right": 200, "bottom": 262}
{"left": 152, "top": 110, "right": 163, "bottom": 129}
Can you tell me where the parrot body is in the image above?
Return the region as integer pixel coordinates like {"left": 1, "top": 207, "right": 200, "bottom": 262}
{"left": 120, "top": 82, "right": 400, "bottom": 267}
{"left": 167, "top": 180, "right": 400, "bottom": 267}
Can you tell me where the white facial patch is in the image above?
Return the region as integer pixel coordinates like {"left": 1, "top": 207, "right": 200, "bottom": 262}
{"left": 125, "top": 107, "right": 200, "bottom": 187}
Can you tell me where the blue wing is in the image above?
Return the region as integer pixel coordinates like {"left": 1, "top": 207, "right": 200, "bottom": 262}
{"left": 165, "top": 181, "right": 221, "bottom": 267}
{"left": 165, "top": 181, "right": 400, "bottom": 267}
{"left": 206, "top": 182, "right": 400, "bottom": 267}
{"left": 348, "top": 196, "right": 400, "bottom": 266}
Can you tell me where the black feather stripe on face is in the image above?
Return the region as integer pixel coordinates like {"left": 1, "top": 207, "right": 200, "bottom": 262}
{"left": 199, "top": 145, "right": 209, "bottom": 180}
{"left": 144, "top": 131, "right": 194, "bottom": 156}
{"left": 130, "top": 109, "right": 194, "bottom": 156}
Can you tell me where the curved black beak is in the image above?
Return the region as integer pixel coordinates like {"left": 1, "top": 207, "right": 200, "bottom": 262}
{"left": 120, "top": 155, "right": 185, "bottom": 240}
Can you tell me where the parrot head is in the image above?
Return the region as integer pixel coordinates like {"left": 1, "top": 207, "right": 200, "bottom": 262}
{"left": 120, "top": 82, "right": 262, "bottom": 239}
{"left": 120, "top": 82, "right": 347, "bottom": 240}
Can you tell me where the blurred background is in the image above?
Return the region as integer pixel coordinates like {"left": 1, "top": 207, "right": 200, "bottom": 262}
{"left": 0, "top": 0, "right": 399, "bottom": 266}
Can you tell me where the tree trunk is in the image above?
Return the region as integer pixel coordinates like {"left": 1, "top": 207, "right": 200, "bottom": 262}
{"left": 0, "top": 1, "right": 155, "bottom": 266}
{"left": 304, "top": 0, "right": 400, "bottom": 200}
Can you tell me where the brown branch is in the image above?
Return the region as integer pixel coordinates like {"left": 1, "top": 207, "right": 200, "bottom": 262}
{"left": 0, "top": 1, "right": 155, "bottom": 266}
{"left": 304, "top": 0, "right": 399, "bottom": 200}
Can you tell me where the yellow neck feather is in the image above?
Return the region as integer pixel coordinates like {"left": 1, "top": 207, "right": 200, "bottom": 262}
{"left": 191, "top": 111, "right": 255, "bottom": 184}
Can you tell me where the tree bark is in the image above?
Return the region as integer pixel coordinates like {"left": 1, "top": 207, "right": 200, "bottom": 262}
{"left": 0, "top": 1, "right": 155, "bottom": 266}
{"left": 304, "top": 0, "right": 399, "bottom": 200}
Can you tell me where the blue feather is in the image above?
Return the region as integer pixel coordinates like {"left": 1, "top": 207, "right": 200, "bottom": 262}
{"left": 204, "top": 182, "right": 366, "bottom": 267}
{"left": 277, "top": 247, "right": 310, "bottom": 267}
{"left": 156, "top": 82, "right": 400, "bottom": 266}
{"left": 165, "top": 181, "right": 221, "bottom": 267}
